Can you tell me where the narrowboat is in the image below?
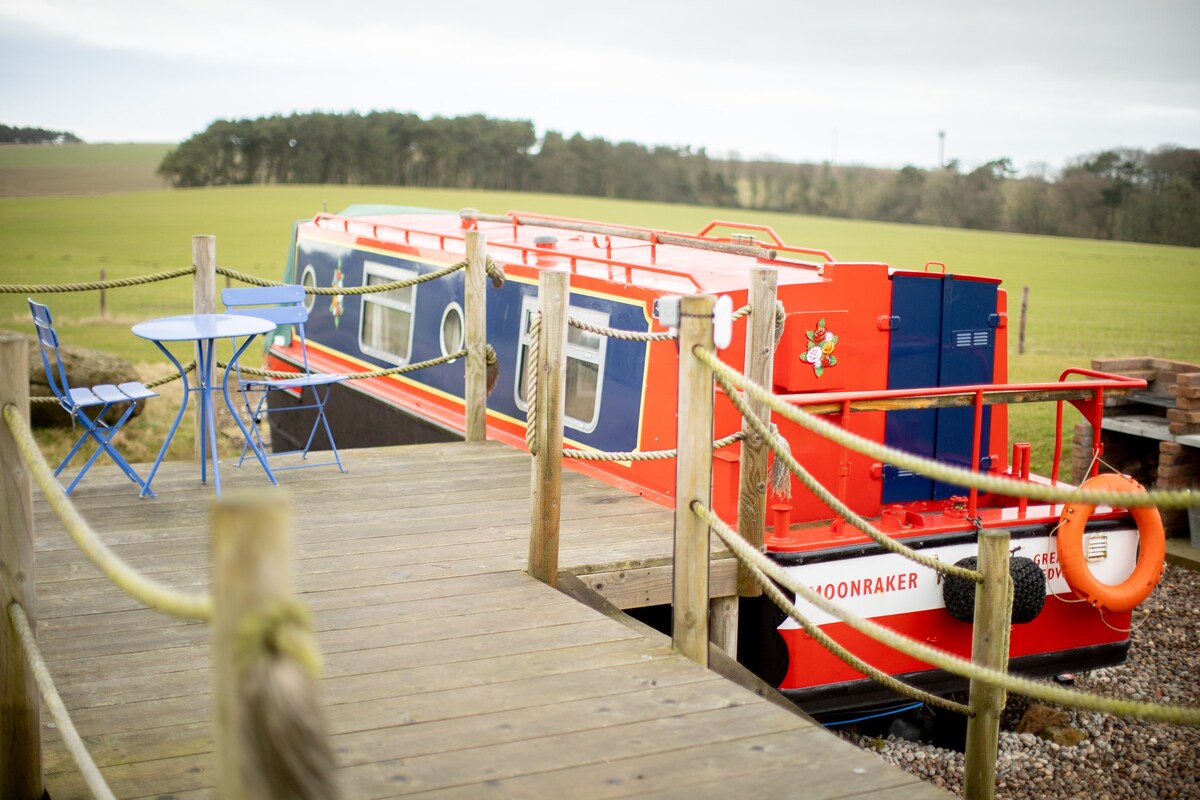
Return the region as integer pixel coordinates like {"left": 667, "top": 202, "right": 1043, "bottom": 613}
{"left": 261, "top": 205, "right": 1164, "bottom": 715}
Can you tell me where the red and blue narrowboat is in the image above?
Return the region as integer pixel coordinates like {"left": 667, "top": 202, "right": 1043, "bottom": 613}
{"left": 261, "top": 205, "right": 1165, "bottom": 715}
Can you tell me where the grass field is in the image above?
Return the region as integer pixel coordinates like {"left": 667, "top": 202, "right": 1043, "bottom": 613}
{"left": 1, "top": 146, "right": 1197, "bottom": 477}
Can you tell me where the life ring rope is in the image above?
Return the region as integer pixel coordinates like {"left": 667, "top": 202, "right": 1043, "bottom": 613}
{"left": 1056, "top": 472, "right": 1165, "bottom": 614}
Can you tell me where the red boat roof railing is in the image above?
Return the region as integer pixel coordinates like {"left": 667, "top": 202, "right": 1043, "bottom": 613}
{"left": 779, "top": 370, "right": 1147, "bottom": 521}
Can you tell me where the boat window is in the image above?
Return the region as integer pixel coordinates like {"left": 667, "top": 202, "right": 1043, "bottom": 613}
{"left": 300, "top": 265, "right": 317, "bottom": 313}
{"left": 359, "top": 261, "right": 417, "bottom": 364}
{"left": 515, "top": 296, "right": 608, "bottom": 433}
{"left": 439, "top": 302, "right": 464, "bottom": 360}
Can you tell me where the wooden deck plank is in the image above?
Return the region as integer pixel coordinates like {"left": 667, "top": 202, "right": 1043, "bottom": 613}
{"left": 28, "top": 441, "right": 949, "bottom": 799}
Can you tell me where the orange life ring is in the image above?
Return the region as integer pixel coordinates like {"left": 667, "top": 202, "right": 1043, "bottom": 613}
{"left": 1056, "top": 473, "right": 1165, "bottom": 613}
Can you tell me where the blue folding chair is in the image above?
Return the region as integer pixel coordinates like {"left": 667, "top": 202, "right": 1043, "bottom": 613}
{"left": 28, "top": 299, "right": 158, "bottom": 495}
{"left": 221, "top": 284, "right": 347, "bottom": 473}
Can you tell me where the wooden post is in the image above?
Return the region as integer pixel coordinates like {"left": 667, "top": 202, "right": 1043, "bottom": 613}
{"left": 464, "top": 230, "right": 488, "bottom": 443}
{"left": 708, "top": 595, "right": 737, "bottom": 655}
{"left": 0, "top": 335, "right": 41, "bottom": 799}
{"left": 1018, "top": 286, "right": 1029, "bottom": 355}
{"left": 673, "top": 293, "right": 716, "bottom": 666}
{"left": 527, "top": 269, "right": 568, "bottom": 586}
{"left": 212, "top": 490, "right": 330, "bottom": 799}
{"left": 964, "top": 529, "right": 1012, "bottom": 800}
{"left": 99, "top": 268, "right": 107, "bottom": 319}
{"left": 193, "top": 235, "right": 217, "bottom": 462}
{"left": 736, "top": 268, "right": 778, "bottom": 600}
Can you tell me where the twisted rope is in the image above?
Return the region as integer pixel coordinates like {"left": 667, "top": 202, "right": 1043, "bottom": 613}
{"left": 714, "top": 363, "right": 980, "bottom": 582}
{"left": 693, "top": 501, "right": 1200, "bottom": 725}
{"left": 696, "top": 346, "right": 1200, "bottom": 510}
{"left": 218, "top": 255, "right": 504, "bottom": 295}
{"left": 3, "top": 404, "right": 212, "bottom": 620}
{"left": 525, "top": 312, "right": 541, "bottom": 455}
{"left": 8, "top": 602, "right": 117, "bottom": 800}
{"left": 219, "top": 351, "right": 467, "bottom": 381}
{"left": 0, "top": 266, "right": 195, "bottom": 294}
{"left": 735, "top": 558, "right": 973, "bottom": 715}
{"left": 562, "top": 431, "right": 746, "bottom": 462}
{"left": 567, "top": 316, "right": 676, "bottom": 342}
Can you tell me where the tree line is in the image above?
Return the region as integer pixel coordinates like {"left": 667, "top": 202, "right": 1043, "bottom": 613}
{"left": 0, "top": 125, "right": 83, "bottom": 144}
{"left": 157, "top": 112, "right": 1200, "bottom": 247}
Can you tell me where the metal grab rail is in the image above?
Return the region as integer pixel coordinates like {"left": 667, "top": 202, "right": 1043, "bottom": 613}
{"left": 776, "top": 370, "right": 1147, "bottom": 520}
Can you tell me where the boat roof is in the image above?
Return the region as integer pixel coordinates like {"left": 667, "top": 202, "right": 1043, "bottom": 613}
{"left": 304, "top": 207, "right": 864, "bottom": 295}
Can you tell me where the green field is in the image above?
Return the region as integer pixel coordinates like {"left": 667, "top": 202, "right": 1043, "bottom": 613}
{"left": 1, "top": 147, "right": 1197, "bottom": 475}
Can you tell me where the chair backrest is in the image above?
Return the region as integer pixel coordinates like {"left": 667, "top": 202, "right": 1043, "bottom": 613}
{"left": 28, "top": 299, "right": 72, "bottom": 402}
{"left": 221, "top": 285, "right": 314, "bottom": 373}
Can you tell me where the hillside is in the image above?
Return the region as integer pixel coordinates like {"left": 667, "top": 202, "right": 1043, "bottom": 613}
{"left": 0, "top": 142, "right": 174, "bottom": 197}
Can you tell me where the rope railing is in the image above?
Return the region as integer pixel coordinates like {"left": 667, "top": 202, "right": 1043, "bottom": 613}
{"left": 218, "top": 349, "right": 474, "bottom": 381}
{"left": 8, "top": 602, "right": 117, "bottom": 800}
{"left": 0, "top": 266, "right": 196, "bottom": 294}
{"left": 695, "top": 346, "right": 1200, "bottom": 511}
{"left": 714, "top": 360, "right": 983, "bottom": 583}
{"left": 2, "top": 403, "right": 212, "bottom": 621}
{"left": 692, "top": 500, "right": 1200, "bottom": 726}
{"left": 216, "top": 254, "right": 505, "bottom": 294}
{"left": 30, "top": 360, "right": 198, "bottom": 405}
{"left": 562, "top": 431, "right": 745, "bottom": 462}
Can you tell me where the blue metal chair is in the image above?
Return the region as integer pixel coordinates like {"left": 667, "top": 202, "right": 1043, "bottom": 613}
{"left": 28, "top": 299, "right": 158, "bottom": 495}
{"left": 221, "top": 284, "right": 347, "bottom": 473}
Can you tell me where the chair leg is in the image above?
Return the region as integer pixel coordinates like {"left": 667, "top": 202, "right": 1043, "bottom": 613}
{"left": 60, "top": 403, "right": 148, "bottom": 494}
{"left": 236, "top": 388, "right": 271, "bottom": 468}
{"left": 313, "top": 386, "right": 346, "bottom": 472}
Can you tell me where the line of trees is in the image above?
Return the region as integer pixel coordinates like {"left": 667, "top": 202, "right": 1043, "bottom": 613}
{"left": 158, "top": 112, "right": 1200, "bottom": 247}
{"left": 0, "top": 125, "right": 83, "bottom": 145}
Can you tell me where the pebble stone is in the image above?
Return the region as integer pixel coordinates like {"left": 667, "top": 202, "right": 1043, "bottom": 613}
{"left": 836, "top": 564, "right": 1200, "bottom": 799}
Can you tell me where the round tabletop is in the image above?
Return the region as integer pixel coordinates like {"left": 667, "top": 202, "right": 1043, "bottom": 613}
{"left": 132, "top": 313, "right": 276, "bottom": 342}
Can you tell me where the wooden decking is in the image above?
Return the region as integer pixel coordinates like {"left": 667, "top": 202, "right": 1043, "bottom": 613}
{"left": 29, "top": 440, "right": 949, "bottom": 798}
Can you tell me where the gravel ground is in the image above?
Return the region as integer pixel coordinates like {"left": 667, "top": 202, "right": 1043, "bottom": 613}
{"left": 836, "top": 563, "right": 1200, "bottom": 799}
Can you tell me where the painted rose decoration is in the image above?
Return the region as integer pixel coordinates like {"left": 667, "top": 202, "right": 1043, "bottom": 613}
{"left": 805, "top": 318, "right": 839, "bottom": 377}
{"left": 330, "top": 260, "right": 345, "bottom": 327}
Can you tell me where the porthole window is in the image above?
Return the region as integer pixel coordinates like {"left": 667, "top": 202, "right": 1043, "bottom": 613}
{"left": 300, "top": 265, "right": 317, "bottom": 313}
{"left": 440, "top": 303, "right": 465, "bottom": 360}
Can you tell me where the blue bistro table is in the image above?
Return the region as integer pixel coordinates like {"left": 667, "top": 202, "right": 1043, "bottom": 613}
{"left": 132, "top": 313, "right": 279, "bottom": 497}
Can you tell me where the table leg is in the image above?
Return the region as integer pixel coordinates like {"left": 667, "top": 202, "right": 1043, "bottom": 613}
{"left": 141, "top": 343, "right": 190, "bottom": 498}
{"left": 198, "top": 339, "right": 224, "bottom": 495}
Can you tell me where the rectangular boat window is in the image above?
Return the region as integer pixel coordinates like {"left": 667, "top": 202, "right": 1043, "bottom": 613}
{"left": 359, "top": 261, "right": 418, "bottom": 364}
{"left": 515, "top": 296, "right": 608, "bottom": 433}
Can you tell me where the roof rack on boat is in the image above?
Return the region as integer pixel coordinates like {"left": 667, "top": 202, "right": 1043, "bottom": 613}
{"left": 464, "top": 210, "right": 832, "bottom": 269}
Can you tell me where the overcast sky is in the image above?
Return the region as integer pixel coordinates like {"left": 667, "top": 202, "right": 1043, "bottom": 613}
{"left": 2, "top": 0, "right": 1197, "bottom": 174}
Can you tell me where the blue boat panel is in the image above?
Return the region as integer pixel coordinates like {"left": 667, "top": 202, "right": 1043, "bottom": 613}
{"left": 933, "top": 277, "right": 997, "bottom": 499}
{"left": 882, "top": 274, "right": 943, "bottom": 504}
{"left": 296, "top": 239, "right": 648, "bottom": 453}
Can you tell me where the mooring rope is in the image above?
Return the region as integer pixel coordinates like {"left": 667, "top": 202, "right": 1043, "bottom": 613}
{"left": 0, "top": 266, "right": 195, "bottom": 294}
{"left": 2, "top": 404, "right": 212, "bottom": 621}
{"left": 713, "top": 363, "right": 981, "bottom": 582}
{"left": 695, "top": 346, "right": 1200, "bottom": 510}
{"left": 692, "top": 501, "right": 1200, "bottom": 725}
{"left": 8, "top": 602, "right": 117, "bottom": 800}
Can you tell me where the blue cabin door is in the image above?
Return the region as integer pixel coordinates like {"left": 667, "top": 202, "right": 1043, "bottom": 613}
{"left": 882, "top": 274, "right": 998, "bottom": 504}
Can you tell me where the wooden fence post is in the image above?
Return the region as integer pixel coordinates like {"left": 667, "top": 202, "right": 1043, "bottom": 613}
{"left": 464, "top": 230, "right": 488, "bottom": 443}
{"left": 211, "top": 490, "right": 336, "bottom": 800}
{"left": 527, "top": 269, "right": 568, "bottom": 586}
{"left": 0, "top": 335, "right": 41, "bottom": 799}
{"left": 964, "top": 529, "right": 1012, "bottom": 800}
{"left": 674, "top": 293, "right": 716, "bottom": 666}
{"left": 736, "top": 269, "right": 778, "bottom": 598}
{"left": 193, "top": 235, "right": 217, "bottom": 462}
